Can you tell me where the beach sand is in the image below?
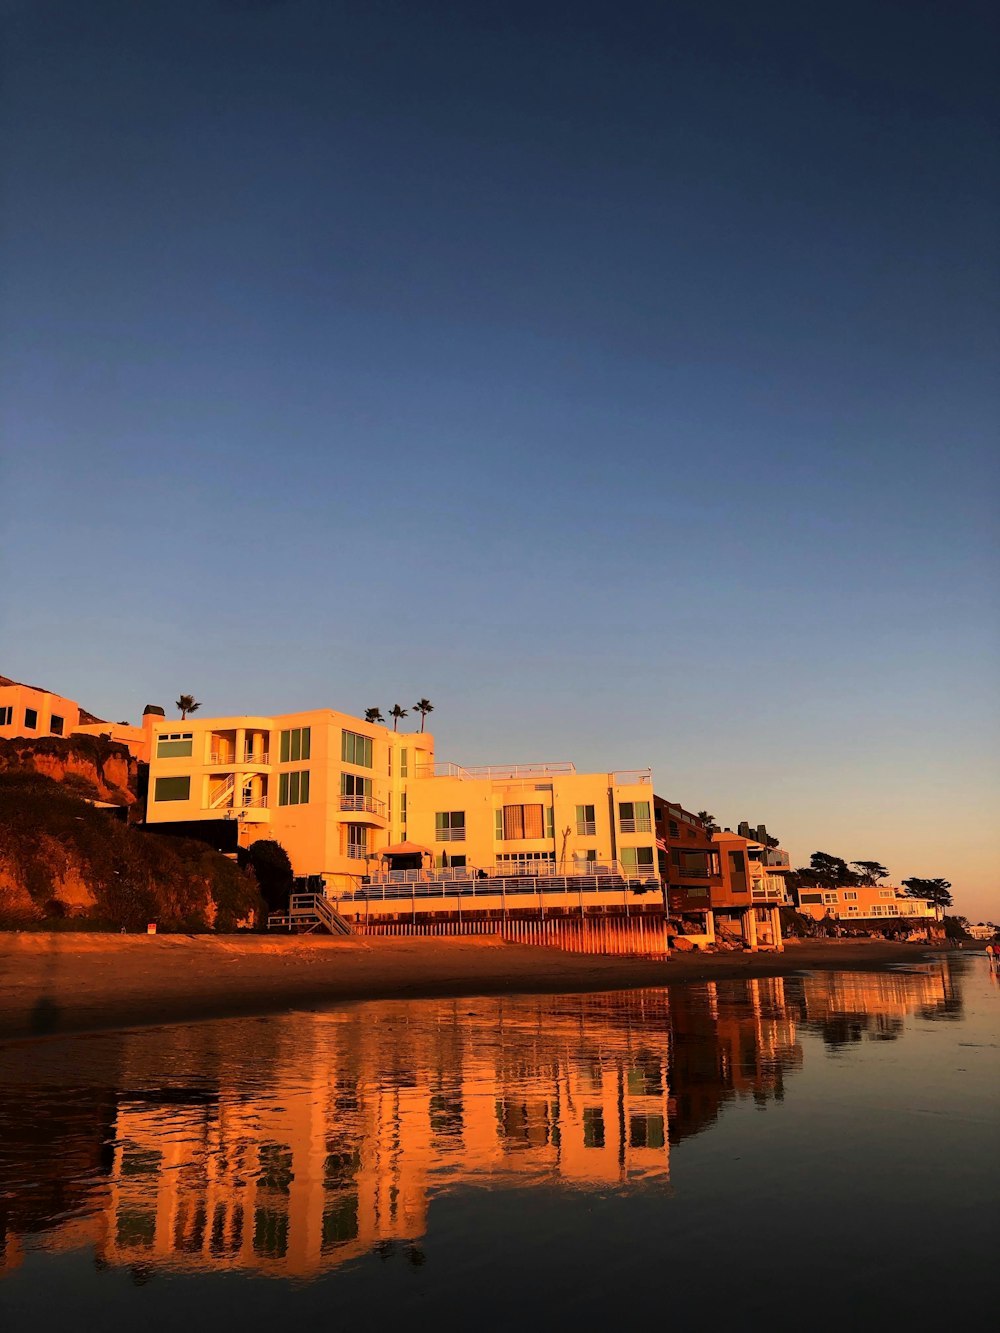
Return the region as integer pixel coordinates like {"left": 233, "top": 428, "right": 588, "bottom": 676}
{"left": 0, "top": 931, "right": 942, "bottom": 1042}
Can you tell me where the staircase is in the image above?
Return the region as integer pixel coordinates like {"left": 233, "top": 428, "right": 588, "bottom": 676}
{"left": 268, "top": 893, "right": 353, "bottom": 936}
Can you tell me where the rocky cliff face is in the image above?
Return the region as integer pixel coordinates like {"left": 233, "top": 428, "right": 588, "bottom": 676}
{"left": 0, "top": 735, "right": 137, "bottom": 804}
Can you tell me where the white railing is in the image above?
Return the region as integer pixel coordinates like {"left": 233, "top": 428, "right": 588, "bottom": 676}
{"left": 209, "top": 751, "right": 270, "bottom": 766}
{"left": 364, "top": 860, "right": 648, "bottom": 887}
{"left": 619, "top": 817, "right": 652, "bottom": 833}
{"left": 576, "top": 821, "right": 596, "bottom": 836}
{"left": 336, "top": 868, "right": 662, "bottom": 904}
{"left": 414, "top": 761, "right": 576, "bottom": 780}
{"left": 435, "top": 827, "right": 466, "bottom": 842}
{"left": 208, "top": 777, "right": 235, "bottom": 809}
{"left": 340, "top": 794, "right": 386, "bottom": 817}
{"left": 241, "top": 793, "right": 269, "bottom": 809}
{"left": 346, "top": 844, "right": 369, "bottom": 860}
{"left": 612, "top": 769, "right": 652, "bottom": 786}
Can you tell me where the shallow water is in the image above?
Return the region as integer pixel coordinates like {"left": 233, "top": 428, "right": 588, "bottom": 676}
{"left": 0, "top": 955, "right": 997, "bottom": 1331}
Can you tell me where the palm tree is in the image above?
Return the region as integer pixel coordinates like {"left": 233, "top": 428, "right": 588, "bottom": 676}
{"left": 364, "top": 708, "right": 385, "bottom": 725}
{"left": 176, "top": 694, "right": 201, "bottom": 721}
{"left": 696, "top": 810, "right": 719, "bottom": 835}
{"left": 388, "top": 704, "right": 408, "bottom": 732}
{"left": 413, "top": 698, "right": 434, "bottom": 732}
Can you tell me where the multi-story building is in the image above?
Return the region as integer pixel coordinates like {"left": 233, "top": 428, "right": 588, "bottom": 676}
{"left": 144, "top": 707, "right": 659, "bottom": 908}
{"left": 0, "top": 673, "right": 151, "bottom": 759}
{"left": 794, "top": 883, "right": 941, "bottom": 927}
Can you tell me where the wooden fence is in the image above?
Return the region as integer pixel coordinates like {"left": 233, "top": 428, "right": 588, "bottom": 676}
{"left": 354, "top": 914, "right": 671, "bottom": 957}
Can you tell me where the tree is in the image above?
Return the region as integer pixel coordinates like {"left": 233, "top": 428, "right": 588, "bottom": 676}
{"left": 696, "top": 811, "right": 719, "bottom": 835}
{"left": 795, "top": 852, "right": 858, "bottom": 889}
{"left": 388, "top": 705, "right": 408, "bottom": 732}
{"left": 413, "top": 698, "right": 434, "bottom": 732}
{"left": 851, "top": 861, "right": 890, "bottom": 886}
{"left": 364, "top": 708, "right": 385, "bottom": 725}
{"left": 237, "top": 839, "right": 294, "bottom": 915}
{"left": 902, "top": 877, "right": 953, "bottom": 910}
{"left": 175, "top": 694, "right": 201, "bottom": 721}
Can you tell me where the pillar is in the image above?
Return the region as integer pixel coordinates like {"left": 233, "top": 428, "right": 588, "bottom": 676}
{"left": 742, "top": 907, "right": 758, "bottom": 952}
{"left": 770, "top": 904, "right": 784, "bottom": 952}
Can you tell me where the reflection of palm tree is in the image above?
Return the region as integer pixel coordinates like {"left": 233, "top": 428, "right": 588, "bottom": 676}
{"left": 413, "top": 698, "right": 434, "bottom": 732}
{"left": 389, "top": 705, "right": 408, "bottom": 732}
{"left": 364, "top": 708, "right": 385, "bottom": 725}
{"left": 176, "top": 694, "right": 201, "bottom": 721}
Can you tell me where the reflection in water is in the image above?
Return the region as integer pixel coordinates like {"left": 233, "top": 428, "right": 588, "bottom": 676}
{"left": 0, "top": 962, "right": 963, "bottom": 1281}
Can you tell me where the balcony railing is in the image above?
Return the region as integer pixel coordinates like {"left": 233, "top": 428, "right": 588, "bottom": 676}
{"left": 612, "top": 770, "right": 652, "bottom": 786}
{"left": 209, "top": 751, "right": 270, "bottom": 766}
{"left": 346, "top": 844, "right": 370, "bottom": 860}
{"left": 435, "top": 827, "right": 466, "bottom": 842}
{"left": 414, "top": 761, "right": 576, "bottom": 780}
{"left": 619, "top": 817, "right": 652, "bottom": 833}
{"left": 576, "top": 820, "right": 596, "bottom": 836}
{"left": 340, "top": 794, "right": 386, "bottom": 818}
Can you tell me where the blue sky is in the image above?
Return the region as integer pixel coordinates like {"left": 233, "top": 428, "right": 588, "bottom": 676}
{"left": 2, "top": 1, "right": 997, "bottom": 916}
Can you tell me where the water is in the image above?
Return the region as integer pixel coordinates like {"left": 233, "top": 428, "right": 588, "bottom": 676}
{"left": 1, "top": 956, "right": 997, "bottom": 1331}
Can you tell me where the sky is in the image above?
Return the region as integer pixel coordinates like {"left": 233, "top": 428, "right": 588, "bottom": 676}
{"left": 2, "top": 0, "right": 997, "bottom": 920}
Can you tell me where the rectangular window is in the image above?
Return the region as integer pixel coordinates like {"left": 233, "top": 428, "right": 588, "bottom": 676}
{"left": 545, "top": 807, "right": 554, "bottom": 839}
{"left": 340, "top": 773, "right": 372, "bottom": 799}
{"left": 879, "top": 889, "right": 893, "bottom": 898}
{"left": 25, "top": 708, "right": 38, "bottom": 729}
{"left": 278, "top": 770, "right": 310, "bottom": 806}
{"left": 154, "top": 775, "right": 190, "bottom": 802}
{"left": 400, "top": 748, "right": 408, "bottom": 777}
{"left": 843, "top": 891, "right": 858, "bottom": 901}
{"left": 346, "top": 826, "right": 367, "bottom": 858}
{"left": 668, "top": 821, "right": 679, "bottom": 838}
{"left": 728, "top": 850, "right": 748, "bottom": 893}
{"left": 823, "top": 892, "right": 839, "bottom": 904}
{"left": 435, "top": 811, "right": 466, "bottom": 842}
{"left": 800, "top": 893, "right": 823, "bottom": 904}
{"left": 575, "top": 849, "right": 597, "bottom": 864}
{"left": 621, "top": 847, "right": 655, "bottom": 871}
{"left": 281, "top": 727, "right": 312, "bottom": 763}
{"left": 156, "top": 733, "right": 193, "bottom": 759}
{"left": 400, "top": 791, "right": 407, "bottom": 824}
{"left": 618, "top": 801, "right": 651, "bottom": 833}
{"left": 50, "top": 714, "right": 65, "bottom": 735}
{"left": 502, "top": 804, "right": 545, "bottom": 839}
{"left": 575, "top": 804, "right": 596, "bottom": 836}
{"left": 0, "top": 706, "right": 12, "bottom": 726}
{"left": 340, "top": 730, "right": 370, "bottom": 767}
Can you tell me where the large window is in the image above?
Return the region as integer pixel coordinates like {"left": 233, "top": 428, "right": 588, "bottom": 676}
{"left": 621, "top": 847, "right": 655, "bottom": 873}
{"left": 435, "top": 811, "right": 466, "bottom": 842}
{"left": 50, "top": 714, "right": 65, "bottom": 736}
{"left": 497, "top": 804, "right": 545, "bottom": 840}
{"left": 728, "top": 850, "right": 748, "bottom": 893}
{"left": 281, "top": 727, "right": 311, "bottom": 763}
{"left": 618, "top": 801, "right": 651, "bottom": 833}
{"left": 154, "top": 776, "right": 190, "bottom": 802}
{"left": 341, "top": 773, "right": 372, "bottom": 799}
{"left": 157, "top": 733, "right": 193, "bottom": 759}
{"left": 575, "top": 804, "right": 596, "bottom": 836}
{"left": 278, "top": 770, "right": 310, "bottom": 806}
{"left": 24, "top": 708, "right": 37, "bottom": 729}
{"left": 340, "top": 730, "right": 371, "bottom": 767}
{"left": 670, "top": 849, "right": 719, "bottom": 878}
{"left": 0, "top": 706, "right": 12, "bottom": 725}
{"left": 346, "top": 826, "right": 367, "bottom": 858}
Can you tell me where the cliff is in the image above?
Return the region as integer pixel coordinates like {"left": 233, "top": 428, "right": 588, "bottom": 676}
{"left": 0, "top": 772, "right": 263, "bottom": 931}
{"left": 0, "top": 734, "right": 137, "bottom": 805}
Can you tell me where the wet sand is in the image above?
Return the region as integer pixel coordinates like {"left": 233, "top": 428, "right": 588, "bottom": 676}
{"left": 0, "top": 932, "right": 938, "bottom": 1041}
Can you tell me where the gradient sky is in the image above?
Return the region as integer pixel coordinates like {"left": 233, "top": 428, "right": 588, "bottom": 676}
{"left": 2, "top": 1, "right": 997, "bottom": 919}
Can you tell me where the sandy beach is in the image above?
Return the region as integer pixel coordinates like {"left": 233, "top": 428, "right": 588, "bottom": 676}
{"left": 0, "top": 931, "right": 944, "bottom": 1042}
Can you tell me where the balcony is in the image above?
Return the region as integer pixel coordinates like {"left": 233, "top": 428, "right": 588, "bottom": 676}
{"left": 619, "top": 818, "right": 652, "bottom": 833}
{"left": 209, "top": 751, "right": 270, "bottom": 767}
{"left": 576, "top": 820, "right": 596, "bottom": 836}
{"left": 346, "top": 843, "right": 370, "bottom": 860}
{"left": 340, "top": 794, "right": 386, "bottom": 820}
{"left": 435, "top": 827, "right": 466, "bottom": 842}
{"left": 764, "top": 848, "right": 790, "bottom": 869}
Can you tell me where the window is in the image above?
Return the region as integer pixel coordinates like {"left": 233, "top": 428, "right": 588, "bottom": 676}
{"left": 281, "top": 727, "right": 312, "bottom": 763}
{"left": 341, "top": 773, "right": 372, "bottom": 798}
{"left": 668, "top": 821, "right": 679, "bottom": 838}
{"left": 48, "top": 714, "right": 64, "bottom": 736}
{"left": 575, "top": 804, "right": 596, "bottom": 835}
{"left": 499, "top": 804, "right": 545, "bottom": 839}
{"left": 0, "top": 705, "right": 12, "bottom": 725}
{"left": 621, "top": 847, "right": 655, "bottom": 872}
{"left": 545, "top": 806, "right": 554, "bottom": 839}
{"left": 435, "top": 811, "right": 466, "bottom": 842}
{"left": 154, "top": 776, "right": 190, "bottom": 802}
{"left": 800, "top": 893, "right": 823, "bottom": 904}
{"left": 435, "top": 853, "right": 467, "bottom": 868}
{"left": 670, "top": 849, "right": 718, "bottom": 878}
{"left": 843, "top": 891, "right": 858, "bottom": 901}
{"left": 346, "top": 825, "right": 367, "bottom": 858}
{"left": 340, "top": 730, "right": 370, "bottom": 767}
{"left": 575, "top": 850, "right": 598, "bottom": 864}
{"left": 728, "top": 850, "right": 748, "bottom": 892}
{"left": 25, "top": 708, "right": 38, "bottom": 729}
{"left": 278, "top": 771, "right": 310, "bottom": 806}
{"left": 879, "top": 889, "right": 893, "bottom": 898}
{"left": 823, "top": 892, "right": 839, "bottom": 904}
{"left": 582, "top": 1108, "right": 605, "bottom": 1149}
{"left": 496, "top": 851, "right": 554, "bottom": 864}
{"left": 400, "top": 791, "right": 407, "bottom": 824}
{"left": 847, "top": 905, "right": 859, "bottom": 913}
{"left": 618, "top": 801, "right": 651, "bottom": 833}
{"left": 157, "top": 733, "right": 193, "bottom": 759}
{"left": 400, "top": 748, "right": 408, "bottom": 777}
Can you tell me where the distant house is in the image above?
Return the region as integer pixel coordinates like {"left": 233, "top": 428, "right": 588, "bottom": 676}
{"left": 794, "top": 883, "right": 941, "bottom": 926}
{"left": 0, "top": 673, "right": 150, "bottom": 760}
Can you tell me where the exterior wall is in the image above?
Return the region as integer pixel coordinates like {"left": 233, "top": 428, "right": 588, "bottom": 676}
{"left": 653, "top": 798, "right": 722, "bottom": 916}
{"left": 796, "top": 884, "right": 939, "bottom": 922}
{"left": 0, "top": 681, "right": 81, "bottom": 741}
{"left": 72, "top": 720, "right": 150, "bottom": 761}
{"left": 144, "top": 708, "right": 434, "bottom": 888}
{"left": 406, "top": 769, "right": 657, "bottom": 878}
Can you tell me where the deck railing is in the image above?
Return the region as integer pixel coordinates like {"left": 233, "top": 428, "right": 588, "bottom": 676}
{"left": 340, "top": 794, "right": 386, "bottom": 817}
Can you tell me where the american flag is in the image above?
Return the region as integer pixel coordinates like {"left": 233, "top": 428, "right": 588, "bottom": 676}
{"left": 655, "top": 837, "right": 668, "bottom": 852}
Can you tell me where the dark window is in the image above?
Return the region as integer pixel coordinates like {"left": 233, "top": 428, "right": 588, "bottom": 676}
{"left": 668, "top": 821, "right": 679, "bottom": 837}
{"left": 24, "top": 708, "right": 38, "bottom": 729}
{"left": 50, "top": 714, "right": 64, "bottom": 736}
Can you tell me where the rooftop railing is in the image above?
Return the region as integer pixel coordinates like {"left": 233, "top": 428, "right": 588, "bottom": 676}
{"left": 414, "top": 761, "right": 577, "bottom": 780}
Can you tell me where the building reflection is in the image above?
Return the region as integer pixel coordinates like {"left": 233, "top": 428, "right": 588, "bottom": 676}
{"left": 0, "top": 961, "right": 960, "bottom": 1280}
